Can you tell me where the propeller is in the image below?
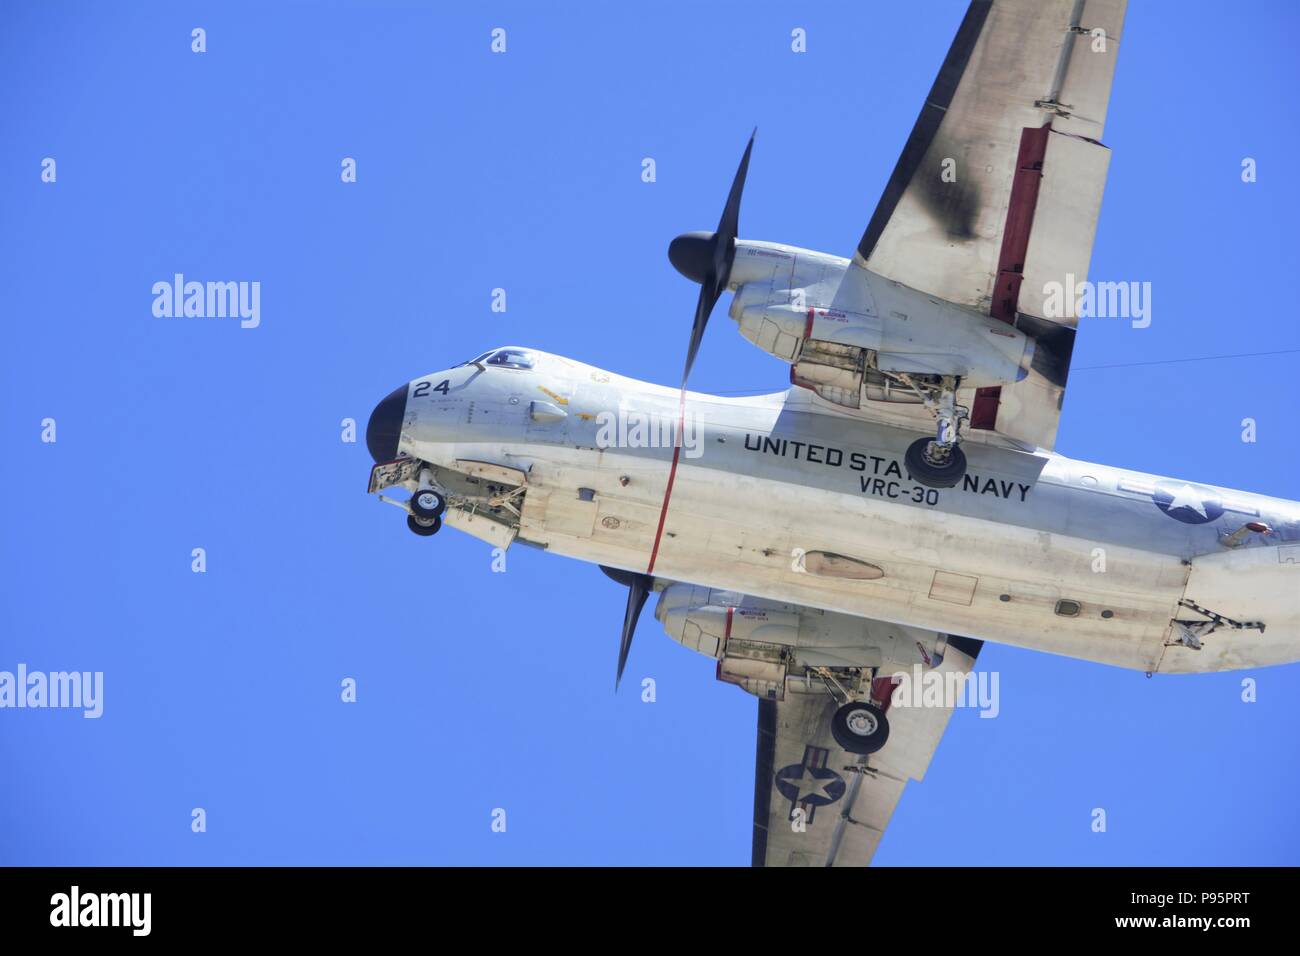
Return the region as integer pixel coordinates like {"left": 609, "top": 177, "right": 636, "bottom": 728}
{"left": 600, "top": 565, "right": 654, "bottom": 690}
{"left": 600, "top": 133, "right": 753, "bottom": 689}
{"left": 667, "top": 129, "right": 756, "bottom": 387}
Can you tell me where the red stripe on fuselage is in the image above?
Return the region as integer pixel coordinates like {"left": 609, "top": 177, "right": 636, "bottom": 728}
{"left": 645, "top": 390, "right": 687, "bottom": 575}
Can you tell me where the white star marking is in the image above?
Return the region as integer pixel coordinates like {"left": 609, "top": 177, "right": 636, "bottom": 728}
{"left": 783, "top": 767, "right": 836, "bottom": 802}
{"left": 1165, "top": 484, "right": 1208, "bottom": 518}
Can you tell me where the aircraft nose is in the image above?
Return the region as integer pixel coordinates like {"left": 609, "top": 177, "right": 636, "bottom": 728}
{"left": 366, "top": 384, "right": 408, "bottom": 463}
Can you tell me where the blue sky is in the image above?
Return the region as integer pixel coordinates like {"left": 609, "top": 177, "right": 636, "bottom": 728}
{"left": 1, "top": 0, "right": 1297, "bottom": 865}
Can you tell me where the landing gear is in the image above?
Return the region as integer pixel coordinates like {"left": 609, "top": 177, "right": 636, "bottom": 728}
{"left": 905, "top": 437, "right": 967, "bottom": 489}
{"left": 407, "top": 513, "right": 442, "bottom": 537}
{"left": 409, "top": 488, "right": 447, "bottom": 520}
{"left": 371, "top": 461, "right": 455, "bottom": 537}
{"left": 903, "top": 375, "right": 969, "bottom": 489}
{"left": 831, "top": 701, "right": 890, "bottom": 755}
{"left": 408, "top": 469, "right": 448, "bottom": 533}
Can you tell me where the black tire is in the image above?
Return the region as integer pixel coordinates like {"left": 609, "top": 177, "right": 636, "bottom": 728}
{"left": 406, "top": 513, "right": 441, "bottom": 537}
{"left": 905, "top": 437, "right": 967, "bottom": 489}
{"left": 830, "top": 701, "right": 890, "bottom": 755}
{"left": 409, "top": 489, "right": 446, "bottom": 520}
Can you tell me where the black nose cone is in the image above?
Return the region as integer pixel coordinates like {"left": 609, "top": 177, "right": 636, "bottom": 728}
{"left": 668, "top": 231, "right": 715, "bottom": 284}
{"left": 366, "top": 384, "right": 408, "bottom": 463}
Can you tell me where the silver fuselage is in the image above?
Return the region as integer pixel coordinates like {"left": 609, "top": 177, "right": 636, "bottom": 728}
{"left": 390, "top": 350, "right": 1300, "bottom": 674}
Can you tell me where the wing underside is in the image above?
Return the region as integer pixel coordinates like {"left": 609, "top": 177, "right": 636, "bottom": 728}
{"left": 850, "top": 0, "right": 1127, "bottom": 450}
{"left": 752, "top": 636, "right": 983, "bottom": 867}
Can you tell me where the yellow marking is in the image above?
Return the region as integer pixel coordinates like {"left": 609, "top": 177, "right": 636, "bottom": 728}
{"left": 576, "top": 412, "right": 595, "bottom": 421}
{"left": 537, "top": 385, "right": 569, "bottom": 406}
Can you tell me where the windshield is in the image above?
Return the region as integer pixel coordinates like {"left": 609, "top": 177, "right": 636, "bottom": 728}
{"left": 455, "top": 347, "right": 538, "bottom": 370}
{"left": 483, "top": 348, "right": 536, "bottom": 370}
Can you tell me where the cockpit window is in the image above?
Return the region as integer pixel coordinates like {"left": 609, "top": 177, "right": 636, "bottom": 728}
{"left": 484, "top": 348, "right": 536, "bottom": 370}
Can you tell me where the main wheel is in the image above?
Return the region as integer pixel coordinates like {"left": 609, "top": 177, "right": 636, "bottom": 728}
{"left": 831, "top": 701, "right": 890, "bottom": 755}
{"left": 406, "top": 513, "right": 442, "bottom": 537}
{"left": 409, "top": 489, "right": 447, "bottom": 520}
{"left": 905, "top": 437, "right": 967, "bottom": 489}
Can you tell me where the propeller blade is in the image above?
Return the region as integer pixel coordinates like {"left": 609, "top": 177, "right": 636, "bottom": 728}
{"left": 682, "top": 279, "right": 721, "bottom": 387}
{"left": 616, "top": 576, "right": 651, "bottom": 690}
{"left": 602, "top": 566, "right": 654, "bottom": 691}
{"left": 671, "top": 130, "right": 756, "bottom": 389}
{"left": 715, "top": 128, "right": 755, "bottom": 254}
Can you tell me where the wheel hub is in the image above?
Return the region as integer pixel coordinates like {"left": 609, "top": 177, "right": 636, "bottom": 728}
{"left": 846, "top": 709, "right": 878, "bottom": 736}
{"left": 923, "top": 442, "right": 952, "bottom": 467}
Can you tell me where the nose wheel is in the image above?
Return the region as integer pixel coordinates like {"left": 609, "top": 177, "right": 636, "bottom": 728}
{"left": 407, "top": 513, "right": 442, "bottom": 537}
{"left": 406, "top": 470, "right": 448, "bottom": 536}
{"left": 410, "top": 489, "right": 447, "bottom": 520}
{"left": 370, "top": 460, "right": 452, "bottom": 538}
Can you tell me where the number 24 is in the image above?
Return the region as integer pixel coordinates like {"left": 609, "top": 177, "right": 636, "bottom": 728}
{"left": 413, "top": 380, "right": 450, "bottom": 397}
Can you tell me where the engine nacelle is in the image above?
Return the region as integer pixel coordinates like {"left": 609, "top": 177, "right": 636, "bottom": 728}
{"left": 656, "top": 591, "right": 798, "bottom": 657}
{"left": 723, "top": 239, "right": 1036, "bottom": 408}
{"left": 653, "top": 583, "right": 949, "bottom": 699}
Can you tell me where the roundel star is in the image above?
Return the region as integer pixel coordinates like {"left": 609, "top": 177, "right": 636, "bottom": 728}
{"left": 774, "top": 763, "right": 847, "bottom": 806}
{"left": 1152, "top": 481, "right": 1225, "bottom": 525}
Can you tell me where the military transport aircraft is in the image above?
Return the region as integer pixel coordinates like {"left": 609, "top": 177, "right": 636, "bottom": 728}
{"left": 365, "top": 0, "right": 1299, "bottom": 866}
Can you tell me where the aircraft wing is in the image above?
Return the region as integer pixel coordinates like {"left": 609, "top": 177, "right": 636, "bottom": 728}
{"left": 851, "top": 0, "right": 1127, "bottom": 450}
{"left": 752, "top": 636, "right": 983, "bottom": 867}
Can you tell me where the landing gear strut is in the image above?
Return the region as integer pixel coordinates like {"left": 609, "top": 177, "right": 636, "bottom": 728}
{"left": 905, "top": 376, "right": 968, "bottom": 489}
{"left": 406, "top": 468, "right": 447, "bottom": 536}
{"left": 808, "top": 666, "right": 892, "bottom": 755}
